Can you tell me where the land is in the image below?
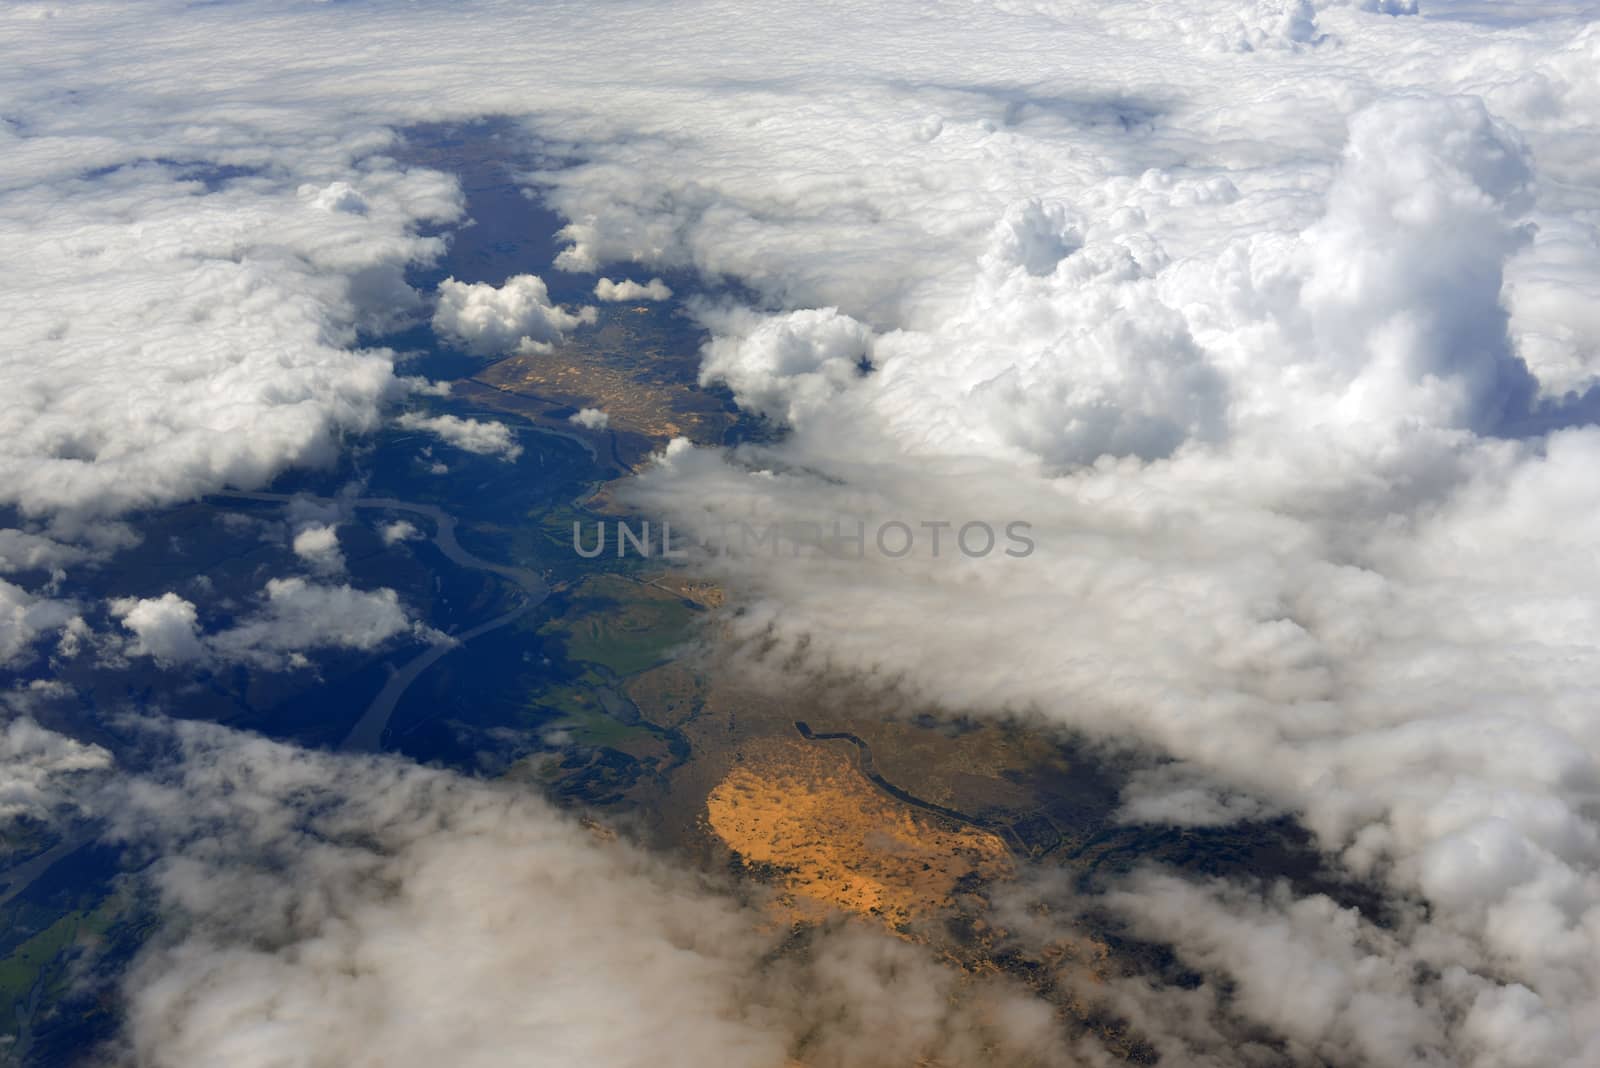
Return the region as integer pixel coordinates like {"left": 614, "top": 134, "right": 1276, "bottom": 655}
{"left": 464, "top": 302, "right": 739, "bottom": 469}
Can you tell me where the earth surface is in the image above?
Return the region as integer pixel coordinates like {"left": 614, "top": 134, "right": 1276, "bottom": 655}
{"left": 0, "top": 122, "right": 1344, "bottom": 1067}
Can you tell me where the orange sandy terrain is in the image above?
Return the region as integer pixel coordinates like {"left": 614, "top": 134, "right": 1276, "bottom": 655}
{"left": 705, "top": 738, "right": 1011, "bottom": 930}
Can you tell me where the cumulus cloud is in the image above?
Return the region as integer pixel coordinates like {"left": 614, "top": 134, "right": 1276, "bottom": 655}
{"left": 291, "top": 521, "right": 345, "bottom": 574}
{"left": 1213, "top": 0, "right": 1323, "bottom": 53}
{"left": 432, "top": 274, "right": 596, "bottom": 356}
{"left": 306, "top": 180, "right": 370, "bottom": 216}
{"left": 698, "top": 306, "right": 874, "bottom": 427}
{"left": 99, "top": 722, "right": 1076, "bottom": 1068}
{"left": 568, "top": 407, "right": 610, "bottom": 430}
{"left": 208, "top": 578, "right": 429, "bottom": 669}
{"left": 1093, "top": 870, "right": 1589, "bottom": 1068}
{"left": 396, "top": 412, "right": 524, "bottom": 461}
{"left": 114, "top": 579, "right": 429, "bottom": 671}
{"left": 594, "top": 276, "right": 673, "bottom": 302}
{"left": 109, "top": 591, "right": 207, "bottom": 667}
{"left": 1297, "top": 96, "right": 1541, "bottom": 433}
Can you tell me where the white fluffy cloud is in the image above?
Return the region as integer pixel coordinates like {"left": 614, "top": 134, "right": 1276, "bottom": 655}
{"left": 291, "top": 521, "right": 345, "bottom": 574}
{"left": 396, "top": 412, "right": 524, "bottom": 461}
{"left": 698, "top": 306, "right": 873, "bottom": 427}
{"left": 113, "top": 579, "right": 428, "bottom": 671}
{"left": 207, "top": 578, "right": 428, "bottom": 669}
{"left": 1, "top": 165, "right": 456, "bottom": 526}
{"left": 1093, "top": 870, "right": 1587, "bottom": 1068}
{"left": 594, "top": 276, "right": 673, "bottom": 301}
{"left": 1295, "top": 96, "right": 1541, "bottom": 433}
{"left": 109, "top": 591, "right": 207, "bottom": 667}
{"left": 432, "top": 275, "right": 596, "bottom": 355}
{"left": 568, "top": 407, "right": 610, "bottom": 430}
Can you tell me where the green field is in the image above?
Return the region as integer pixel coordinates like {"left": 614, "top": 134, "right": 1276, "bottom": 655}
{"left": 540, "top": 574, "right": 699, "bottom": 677}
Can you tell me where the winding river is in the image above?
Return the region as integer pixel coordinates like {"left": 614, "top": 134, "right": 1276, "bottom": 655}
{"left": 792, "top": 720, "right": 1025, "bottom": 852}
{"left": 218, "top": 492, "right": 550, "bottom": 752}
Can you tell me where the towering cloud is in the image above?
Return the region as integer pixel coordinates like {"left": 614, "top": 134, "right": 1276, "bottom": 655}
{"left": 1298, "top": 96, "right": 1541, "bottom": 433}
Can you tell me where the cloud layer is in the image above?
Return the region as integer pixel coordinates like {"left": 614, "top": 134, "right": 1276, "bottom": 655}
{"left": 0, "top": 716, "right": 111, "bottom": 825}
{"left": 100, "top": 723, "right": 1076, "bottom": 1068}
{"left": 4, "top": 0, "right": 1600, "bottom": 1063}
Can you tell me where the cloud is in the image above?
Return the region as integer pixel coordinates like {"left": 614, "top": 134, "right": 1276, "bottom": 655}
{"left": 114, "top": 579, "right": 430, "bottom": 672}
{"left": 1297, "top": 96, "right": 1541, "bottom": 433}
{"left": 0, "top": 716, "right": 111, "bottom": 825}
{"left": 291, "top": 521, "right": 345, "bottom": 574}
{"left": 399, "top": 375, "right": 453, "bottom": 397}
{"left": 1114, "top": 764, "right": 1280, "bottom": 828}
{"left": 100, "top": 722, "right": 1077, "bottom": 1068}
{"left": 379, "top": 519, "right": 421, "bottom": 545}
{"left": 1094, "top": 870, "right": 1586, "bottom": 1068}
{"left": 396, "top": 412, "right": 524, "bottom": 462}
{"left": 2, "top": 162, "right": 457, "bottom": 528}
{"left": 3, "top": 1, "right": 1600, "bottom": 1062}
{"left": 594, "top": 276, "right": 673, "bottom": 301}
{"left": 0, "top": 577, "right": 80, "bottom": 668}
{"left": 306, "top": 180, "right": 370, "bottom": 216}
{"left": 599, "top": 52, "right": 1600, "bottom": 1067}
{"left": 109, "top": 591, "right": 207, "bottom": 667}
{"left": 432, "top": 274, "right": 596, "bottom": 356}
{"left": 0, "top": 529, "right": 93, "bottom": 575}
{"left": 568, "top": 407, "right": 610, "bottom": 430}
{"left": 697, "top": 306, "right": 874, "bottom": 427}
{"left": 1213, "top": 0, "right": 1324, "bottom": 52}
{"left": 625, "top": 426, "right": 1600, "bottom": 1062}
{"left": 208, "top": 578, "right": 429, "bottom": 670}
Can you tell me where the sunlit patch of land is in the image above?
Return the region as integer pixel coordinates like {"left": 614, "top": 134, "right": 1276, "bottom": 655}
{"left": 705, "top": 738, "right": 1011, "bottom": 931}
{"left": 468, "top": 305, "right": 733, "bottom": 465}
{"left": 539, "top": 573, "right": 700, "bottom": 676}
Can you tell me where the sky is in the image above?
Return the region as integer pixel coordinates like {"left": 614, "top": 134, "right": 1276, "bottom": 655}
{"left": 3, "top": 0, "right": 1600, "bottom": 1065}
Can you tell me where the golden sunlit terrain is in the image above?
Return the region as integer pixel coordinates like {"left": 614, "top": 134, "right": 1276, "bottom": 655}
{"left": 705, "top": 737, "right": 1012, "bottom": 930}
{"left": 469, "top": 305, "right": 733, "bottom": 464}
